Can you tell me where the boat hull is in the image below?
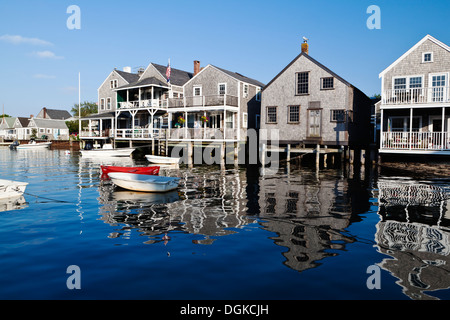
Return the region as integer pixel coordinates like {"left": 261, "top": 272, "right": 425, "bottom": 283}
{"left": 101, "top": 165, "right": 160, "bottom": 175}
{"left": 16, "top": 142, "right": 52, "bottom": 149}
{"left": 108, "top": 172, "right": 180, "bottom": 192}
{"left": 80, "top": 148, "right": 135, "bottom": 157}
{"left": 0, "top": 179, "right": 29, "bottom": 199}
{"left": 145, "top": 155, "right": 181, "bottom": 164}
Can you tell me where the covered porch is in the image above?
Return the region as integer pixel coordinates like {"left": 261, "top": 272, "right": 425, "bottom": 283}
{"left": 166, "top": 107, "right": 239, "bottom": 141}
{"left": 114, "top": 77, "right": 170, "bottom": 110}
{"left": 79, "top": 112, "right": 115, "bottom": 139}
{"left": 380, "top": 105, "right": 450, "bottom": 154}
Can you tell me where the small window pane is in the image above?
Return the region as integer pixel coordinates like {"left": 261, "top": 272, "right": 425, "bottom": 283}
{"left": 297, "top": 72, "right": 309, "bottom": 94}
{"left": 267, "top": 107, "right": 277, "bottom": 123}
{"left": 288, "top": 105, "right": 300, "bottom": 123}
{"left": 322, "top": 77, "right": 334, "bottom": 89}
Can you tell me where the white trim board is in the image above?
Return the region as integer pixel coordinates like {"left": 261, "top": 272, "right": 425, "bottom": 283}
{"left": 379, "top": 34, "right": 450, "bottom": 78}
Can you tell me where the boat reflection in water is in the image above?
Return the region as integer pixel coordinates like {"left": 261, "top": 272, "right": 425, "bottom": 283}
{"left": 375, "top": 177, "right": 450, "bottom": 300}
{"left": 97, "top": 166, "right": 259, "bottom": 245}
{"left": 94, "top": 162, "right": 450, "bottom": 300}
{"left": 0, "top": 195, "right": 27, "bottom": 212}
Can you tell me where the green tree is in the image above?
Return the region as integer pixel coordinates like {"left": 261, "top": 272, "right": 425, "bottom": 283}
{"left": 71, "top": 101, "right": 98, "bottom": 117}
{"left": 66, "top": 101, "right": 98, "bottom": 134}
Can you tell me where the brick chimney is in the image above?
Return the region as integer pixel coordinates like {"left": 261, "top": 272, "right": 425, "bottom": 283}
{"left": 301, "top": 37, "right": 309, "bottom": 54}
{"left": 43, "top": 107, "right": 47, "bottom": 118}
{"left": 194, "top": 60, "right": 200, "bottom": 76}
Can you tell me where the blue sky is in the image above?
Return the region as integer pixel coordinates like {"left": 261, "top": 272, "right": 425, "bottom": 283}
{"left": 0, "top": 0, "right": 449, "bottom": 117}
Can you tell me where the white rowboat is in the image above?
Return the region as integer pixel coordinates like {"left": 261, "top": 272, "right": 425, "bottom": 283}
{"left": 108, "top": 172, "right": 180, "bottom": 193}
{"left": 16, "top": 141, "right": 52, "bottom": 149}
{"left": 0, "top": 179, "right": 29, "bottom": 199}
{"left": 80, "top": 144, "right": 135, "bottom": 157}
{"left": 145, "top": 155, "right": 181, "bottom": 164}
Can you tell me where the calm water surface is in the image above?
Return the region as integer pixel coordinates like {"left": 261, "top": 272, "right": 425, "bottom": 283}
{"left": 0, "top": 148, "right": 449, "bottom": 300}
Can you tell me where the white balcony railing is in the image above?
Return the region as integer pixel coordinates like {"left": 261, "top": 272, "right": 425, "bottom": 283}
{"left": 167, "top": 128, "right": 238, "bottom": 140}
{"left": 382, "top": 87, "right": 450, "bottom": 105}
{"left": 119, "top": 99, "right": 168, "bottom": 109}
{"left": 169, "top": 95, "right": 239, "bottom": 108}
{"left": 115, "top": 128, "right": 164, "bottom": 139}
{"left": 381, "top": 131, "right": 450, "bottom": 150}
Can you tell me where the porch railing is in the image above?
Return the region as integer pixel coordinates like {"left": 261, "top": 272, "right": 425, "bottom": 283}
{"left": 168, "top": 95, "right": 239, "bottom": 108}
{"left": 115, "top": 128, "right": 164, "bottom": 139}
{"left": 381, "top": 131, "right": 450, "bottom": 150}
{"left": 167, "top": 128, "right": 238, "bottom": 140}
{"left": 79, "top": 129, "right": 112, "bottom": 138}
{"left": 382, "top": 87, "right": 450, "bottom": 105}
{"left": 118, "top": 99, "right": 168, "bottom": 109}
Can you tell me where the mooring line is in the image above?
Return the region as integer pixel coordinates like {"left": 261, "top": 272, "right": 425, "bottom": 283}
{"left": 22, "top": 191, "right": 75, "bottom": 204}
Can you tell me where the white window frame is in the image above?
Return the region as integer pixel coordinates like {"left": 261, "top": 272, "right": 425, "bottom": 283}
{"left": 428, "top": 73, "right": 448, "bottom": 102}
{"left": 110, "top": 79, "right": 118, "bottom": 89}
{"left": 100, "top": 98, "right": 105, "bottom": 110}
{"left": 193, "top": 86, "right": 202, "bottom": 96}
{"left": 243, "top": 84, "right": 249, "bottom": 98}
{"left": 106, "top": 97, "right": 111, "bottom": 110}
{"left": 242, "top": 112, "right": 248, "bottom": 128}
{"left": 226, "top": 112, "right": 234, "bottom": 129}
{"left": 422, "top": 52, "right": 433, "bottom": 63}
{"left": 392, "top": 75, "right": 424, "bottom": 96}
{"left": 218, "top": 83, "right": 227, "bottom": 95}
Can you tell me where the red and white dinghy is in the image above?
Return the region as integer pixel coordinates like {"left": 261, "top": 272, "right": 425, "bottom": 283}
{"left": 101, "top": 165, "right": 160, "bottom": 176}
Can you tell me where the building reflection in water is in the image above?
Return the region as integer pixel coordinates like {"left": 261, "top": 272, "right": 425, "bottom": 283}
{"left": 375, "top": 177, "right": 450, "bottom": 300}
{"left": 97, "top": 166, "right": 259, "bottom": 245}
{"left": 257, "top": 164, "right": 371, "bottom": 272}
{"left": 94, "top": 159, "right": 450, "bottom": 300}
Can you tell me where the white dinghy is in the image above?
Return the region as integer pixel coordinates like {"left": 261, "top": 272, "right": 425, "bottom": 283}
{"left": 145, "top": 154, "right": 181, "bottom": 164}
{"left": 108, "top": 172, "right": 180, "bottom": 193}
{"left": 0, "top": 179, "right": 29, "bottom": 199}
{"left": 80, "top": 144, "right": 135, "bottom": 158}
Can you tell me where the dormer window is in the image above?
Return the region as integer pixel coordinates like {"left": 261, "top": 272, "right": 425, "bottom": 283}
{"left": 422, "top": 52, "right": 433, "bottom": 63}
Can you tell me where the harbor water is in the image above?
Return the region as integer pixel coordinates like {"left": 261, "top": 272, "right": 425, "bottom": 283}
{"left": 0, "top": 148, "right": 449, "bottom": 300}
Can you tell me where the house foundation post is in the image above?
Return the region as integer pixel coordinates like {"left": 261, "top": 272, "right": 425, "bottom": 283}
{"left": 315, "top": 144, "right": 320, "bottom": 168}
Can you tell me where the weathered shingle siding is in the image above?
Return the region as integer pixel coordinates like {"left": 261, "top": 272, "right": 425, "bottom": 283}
{"left": 184, "top": 66, "right": 239, "bottom": 97}
{"left": 261, "top": 54, "right": 352, "bottom": 145}
{"left": 383, "top": 39, "right": 450, "bottom": 90}
{"left": 139, "top": 64, "right": 168, "bottom": 86}
{"left": 98, "top": 71, "right": 133, "bottom": 113}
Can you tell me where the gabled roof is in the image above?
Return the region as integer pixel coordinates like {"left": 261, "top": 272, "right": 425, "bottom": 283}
{"left": 379, "top": 34, "right": 450, "bottom": 78}
{"left": 115, "top": 70, "right": 140, "bottom": 84}
{"left": 15, "top": 117, "right": 30, "bottom": 128}
{"left": 116, "top": 76, "right": 169, "bottom": 90}
{"left": 151, "top": 63, "right": 194, "bottom": 87}
{"left": 98, "top": 69, "right": 140, "bottom": 91}
{"left": 0, "top": 116, "right": 16, "bottom": 128}
{"left": 39, "top": 108, "right": 72, "bottom": 120}
{"left": 262, "top": 52, "right": 352, "bottom": 92}
{"left": 29, "top": 118, "right": 68, "bottom": 129}
{"left": 212, "top": 65, "right": 265, "bottom": 87}
{"left": 184, "top": 64, "right": 265, "bottom": 88}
